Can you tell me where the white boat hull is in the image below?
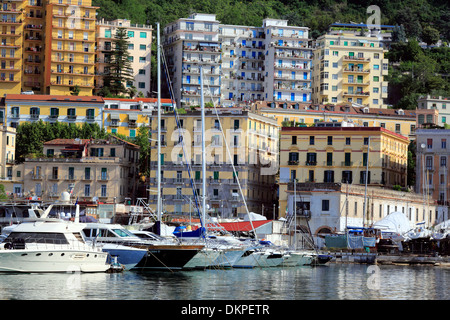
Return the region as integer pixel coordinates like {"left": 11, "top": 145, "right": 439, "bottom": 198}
{"left": 233, "top": 250, "right": 261, "bottom": 268}
{"left": 212, "top": 248, "right": 246, "bottom": 268}
{"left": 183, "top": 248, "right": 222, "bottom": 269}
{"left": 0, "top": 249, "right": 109, "bottom": 273}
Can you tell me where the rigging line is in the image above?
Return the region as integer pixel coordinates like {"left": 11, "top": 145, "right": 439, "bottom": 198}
{"left": 160, "top": 49, "right": 204, "bottom": 229}
{"left": 203, "top": 82, "right": 256, "bottom": 240}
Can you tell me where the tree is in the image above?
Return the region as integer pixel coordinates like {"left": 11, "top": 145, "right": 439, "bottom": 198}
{"left": 103, "top": 27, "right": 134, "bottom": 96}
{"left": 421, "top": 26, "right": 440, "bottom": 47}
{"left": 70, "top": 84, "right": 80, "bottom": 96}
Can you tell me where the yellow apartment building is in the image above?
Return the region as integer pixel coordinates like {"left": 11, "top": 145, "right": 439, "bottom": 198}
{"left": 252, "top": 101, "right": 417, "bottom": 140}
{"left": 102, "top": 97, "right": 173, "bottom": 138}
{"left": 2, "top": 94, "right": 103, "bottom": 128}
{"left": 312, "top": 33, "right": 389, "bottom": 108}
{"left": 0, "top": 125, "right": 17, "bottom": 192}
{"left": 45, "top": 0, "right": 97, "bottom": 95}
{"left": 278, "top": 125, "right": 409, "bottom": 216}
{"left": 0, "top": 0, "right": 24, "bottom": 96}
{"left": 0, "top": 0, "right": 97, "bottom": 96}
{"left": 148, "top": 108, "right": 279, "bottom": 218}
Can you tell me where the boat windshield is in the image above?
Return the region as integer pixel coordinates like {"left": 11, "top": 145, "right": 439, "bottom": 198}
{"left": 5, "top": 232, "right": 69, "bottom": 244}
{"left": 112, "top": 228, "right": 137, "bottom": 238}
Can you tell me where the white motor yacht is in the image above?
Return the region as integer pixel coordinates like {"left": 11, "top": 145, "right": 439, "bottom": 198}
{"left": 0, "top": 212, "right": 110, "bottom": 273}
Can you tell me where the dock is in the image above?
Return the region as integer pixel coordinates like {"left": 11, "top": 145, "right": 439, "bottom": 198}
{"left": 327, "top": 251, "right": 450, "bottom": 266}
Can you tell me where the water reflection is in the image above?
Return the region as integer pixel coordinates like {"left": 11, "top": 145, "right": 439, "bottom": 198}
{"left": 0, "top": 264, "right": 447, "bottom": 300}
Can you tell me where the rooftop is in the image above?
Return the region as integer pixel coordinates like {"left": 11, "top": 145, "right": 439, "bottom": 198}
{"left": 5, "top": 94, "right": 104, "bottom": 103}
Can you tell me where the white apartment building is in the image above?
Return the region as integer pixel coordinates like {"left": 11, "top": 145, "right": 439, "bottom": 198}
{"left": 417, "top": 95, "right": 450, "bottom": 127}
{"left": 163, "top": 13, "right": 221, "bottom": 107}
{"left": 96, "top": 19, "right": 153, "bottom": 96}
{"left": 163, "top": 14, "right": 312, "bottom": 107}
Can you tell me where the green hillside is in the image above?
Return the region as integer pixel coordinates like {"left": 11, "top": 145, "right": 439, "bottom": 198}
{"left": 93, "top": 0, "right": 449, "bottom": 41}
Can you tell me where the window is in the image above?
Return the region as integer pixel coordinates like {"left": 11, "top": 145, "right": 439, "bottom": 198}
{"left": 291, "top": 136, "right": 297, "bottom": 145}
{"left": 326, "top": 153, "right": 333, "bottom": 166}
{"left": 306, "top": 153, "right": 317, "bottom": 166}
{"left": 327, "top": 136, "right": 332, "bottom": 145}
{"left": 358, "top": 135, "right": 368, "bottom": 145}
{"left": 441, "top": 156, "right": 447, "bottom": 167}
{"left": 427, "top": 138, "right": 433, "bottom": 149}
{"left": 345, "top": 137, "right": 351, "bottom": 145}
{"left": 138, "top": 69, "right": 146, "bottom": 75}
{"left": 442, "top": 139, "right": 446, "bottom": 149}
{"left": 140, "top": 32, "right": 147, "bottom": 38}
{"left": 84, "top": 185, "right": 90, "bottom": 197}
{"left": 128, "top": 31, "right": 134, "bottom": 38}
{"left": 344, "top": 153, "right": 351, "bottom": 166}
{"left": 139, "top": 44, "right": 146, "bottom": 50}
{"left": 322, "top": 200, "right": 330, "bottom": 211}
{"left": 373, "top": 76, "right": 379, "bottom": 82}
{"left": 101, "top": 185, "right": 107, "bottom": 197}
{"left": 139, "top": 57, "right": 146, "bottom": 62}
{"left": 309, "top": 136, "right": 314, "bottom": 145}
{"left": 324, "top": 170, "right": 334, "bottom": 183}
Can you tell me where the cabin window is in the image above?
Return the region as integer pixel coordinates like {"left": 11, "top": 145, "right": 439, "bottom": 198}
{"left": 5, "top": 232, "right": 68, "bottom": 244}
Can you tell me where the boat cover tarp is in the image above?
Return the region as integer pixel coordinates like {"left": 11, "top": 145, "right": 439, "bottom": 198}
{"left": 243, "top": 212, "right": 267, "bottom": 221}
{"left": 325, "top": 235, "right": 347, "bottom": 248}
{"left": 218, "top": 220, "right": 271, "bottom": 232}
{"left": 347, "top": 235, "right": 376, "bottom": 249}
{"left": 373, "top": 211, "right": 413, "bottom": 234}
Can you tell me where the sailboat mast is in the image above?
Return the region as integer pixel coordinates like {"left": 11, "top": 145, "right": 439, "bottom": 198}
{"left": 200, "top": 65, "right": 206, "bottom": 227}
{"left": 363, "top": 136, "right": 370, "bottom": 228}
{"left": 157, "top": 22, "right": 162, "bottom": 221}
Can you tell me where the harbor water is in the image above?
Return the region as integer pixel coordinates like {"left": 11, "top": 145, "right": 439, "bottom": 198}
{"left": 0, "top": 264, "right": 448, "bottom": 300}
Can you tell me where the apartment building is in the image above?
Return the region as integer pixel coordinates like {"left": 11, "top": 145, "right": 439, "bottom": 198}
{"left": 417, "top": 95, "right": 450, "bottom": 127}
{"left": 0, "top": 125, "right": 16, "bottom": 187}
{"left": 312, "top": 33, "right": 389, "bottom": 108}
{"left": 253, "top": 101, "right": 417, "bottom": 140}
{"left": 0, "top": 0, "right": 25, "bottom": 95}
{"left": 22, "top": 136, "right": 140, "bottom": 202}
{"left": 96, "top": 18, "right": 152, "bottom": 96}
{"left": 2, "top": 94, "right": 103, "bottom": 128}
{"left": 102, "top": 97, "right": 173, "bottom": 138}
{"left": 163, "top": 13, "right": 221, "bottom": 107}
{"left": 163, "top": 13, "right": 313, "bottom": 108}
{"left": 0, "top": 0, "right": 98, "bottom": 96}
{"left": 415, "top": 128, "right": 450, "bottom": 205}
{"left": 278, "top": 125, "right": 409, "bottom": 216}
{"left": 147, "top": 108, "right": 279, "bottom": 218}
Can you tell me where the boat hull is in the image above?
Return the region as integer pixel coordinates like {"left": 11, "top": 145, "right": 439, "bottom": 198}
{"left": 212, "top": 248, "right": 246, "bottom": 268}
{"left": 0, "top": 249, "right": 109, "bottom": 273}
{"left": 233, "top": 250, "right": 261, "bottom": 268}
{"left": 101, "top": 245, "right": 148, "bottom": 271}
{"left": 183, "top": 248, "right": 222, "bottom": 270}
{"left": 132, "top": 245, "right": 203, "bottom": 271}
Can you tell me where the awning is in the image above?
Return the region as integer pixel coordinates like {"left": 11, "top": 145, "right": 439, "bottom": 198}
{"left": 217, "top": 220, "right": 271, "bottom": 232}
{"left": 110, "top": 113, "right": 120, "bottom": 120}
{"left": 128, "top": 113, "right": 138, "bottom": 121}
{"left": 199, "top": 42, "right": 219, "bottom": 47}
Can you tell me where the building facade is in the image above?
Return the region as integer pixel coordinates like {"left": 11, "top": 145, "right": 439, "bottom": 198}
{"left": 312, "top": 33, "right": 389, "bottom": 108}
{"left": 278, "top": 125, "right": 409, "bottom": 216}
{"left": 163, "top": 13, "right": 313, "bottom": 108}
{"left": 2, "top": 94, "right": 103, "bottom": 128}
{"left": 415, "top": 128, "right": 450, "bottom": 205}
{"left": 95, "top": 18, "right": 152, "bottom": 96}
{"left": 253, "top": 101, "right": 417, "bottom": 140}
{"left": 22, "top": 136, "right": 139, "bottom": 203}
{"left": 417, "top": 95, "right": 450, "bottom": 127}
{"left": 148, "top": 108, "right": 279, "bottom": 218}
{"left": 284, "top": 182, "right": 445, "bottom": 248}
{"left": 0, "top": 0, "right": 99, "bottom": 96}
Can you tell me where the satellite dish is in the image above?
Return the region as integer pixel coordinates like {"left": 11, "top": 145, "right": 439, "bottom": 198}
{"left": 420, "top": 143, "right": 426, "bottom": 149}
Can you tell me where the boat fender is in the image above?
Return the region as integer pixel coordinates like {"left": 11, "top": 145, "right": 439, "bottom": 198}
{"left": 4, "top": 243, "right": 12, "bottom": 250}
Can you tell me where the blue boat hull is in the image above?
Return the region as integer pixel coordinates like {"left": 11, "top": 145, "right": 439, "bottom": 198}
{"left": 103, "top": 247, "right": 147, "bottom": 270}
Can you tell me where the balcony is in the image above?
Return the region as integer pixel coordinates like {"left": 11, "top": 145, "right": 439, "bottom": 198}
{"left": 343, "top": 91, "right": 370, "bottom": 97}
{"left": 343, "top": 67, "right": 370, "bottom": 74}
{"left": 343, "top": 56, "right": 370, "bottom": 63}
{"left": 288, "top": 160, "right": 299, "bottom": 165}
